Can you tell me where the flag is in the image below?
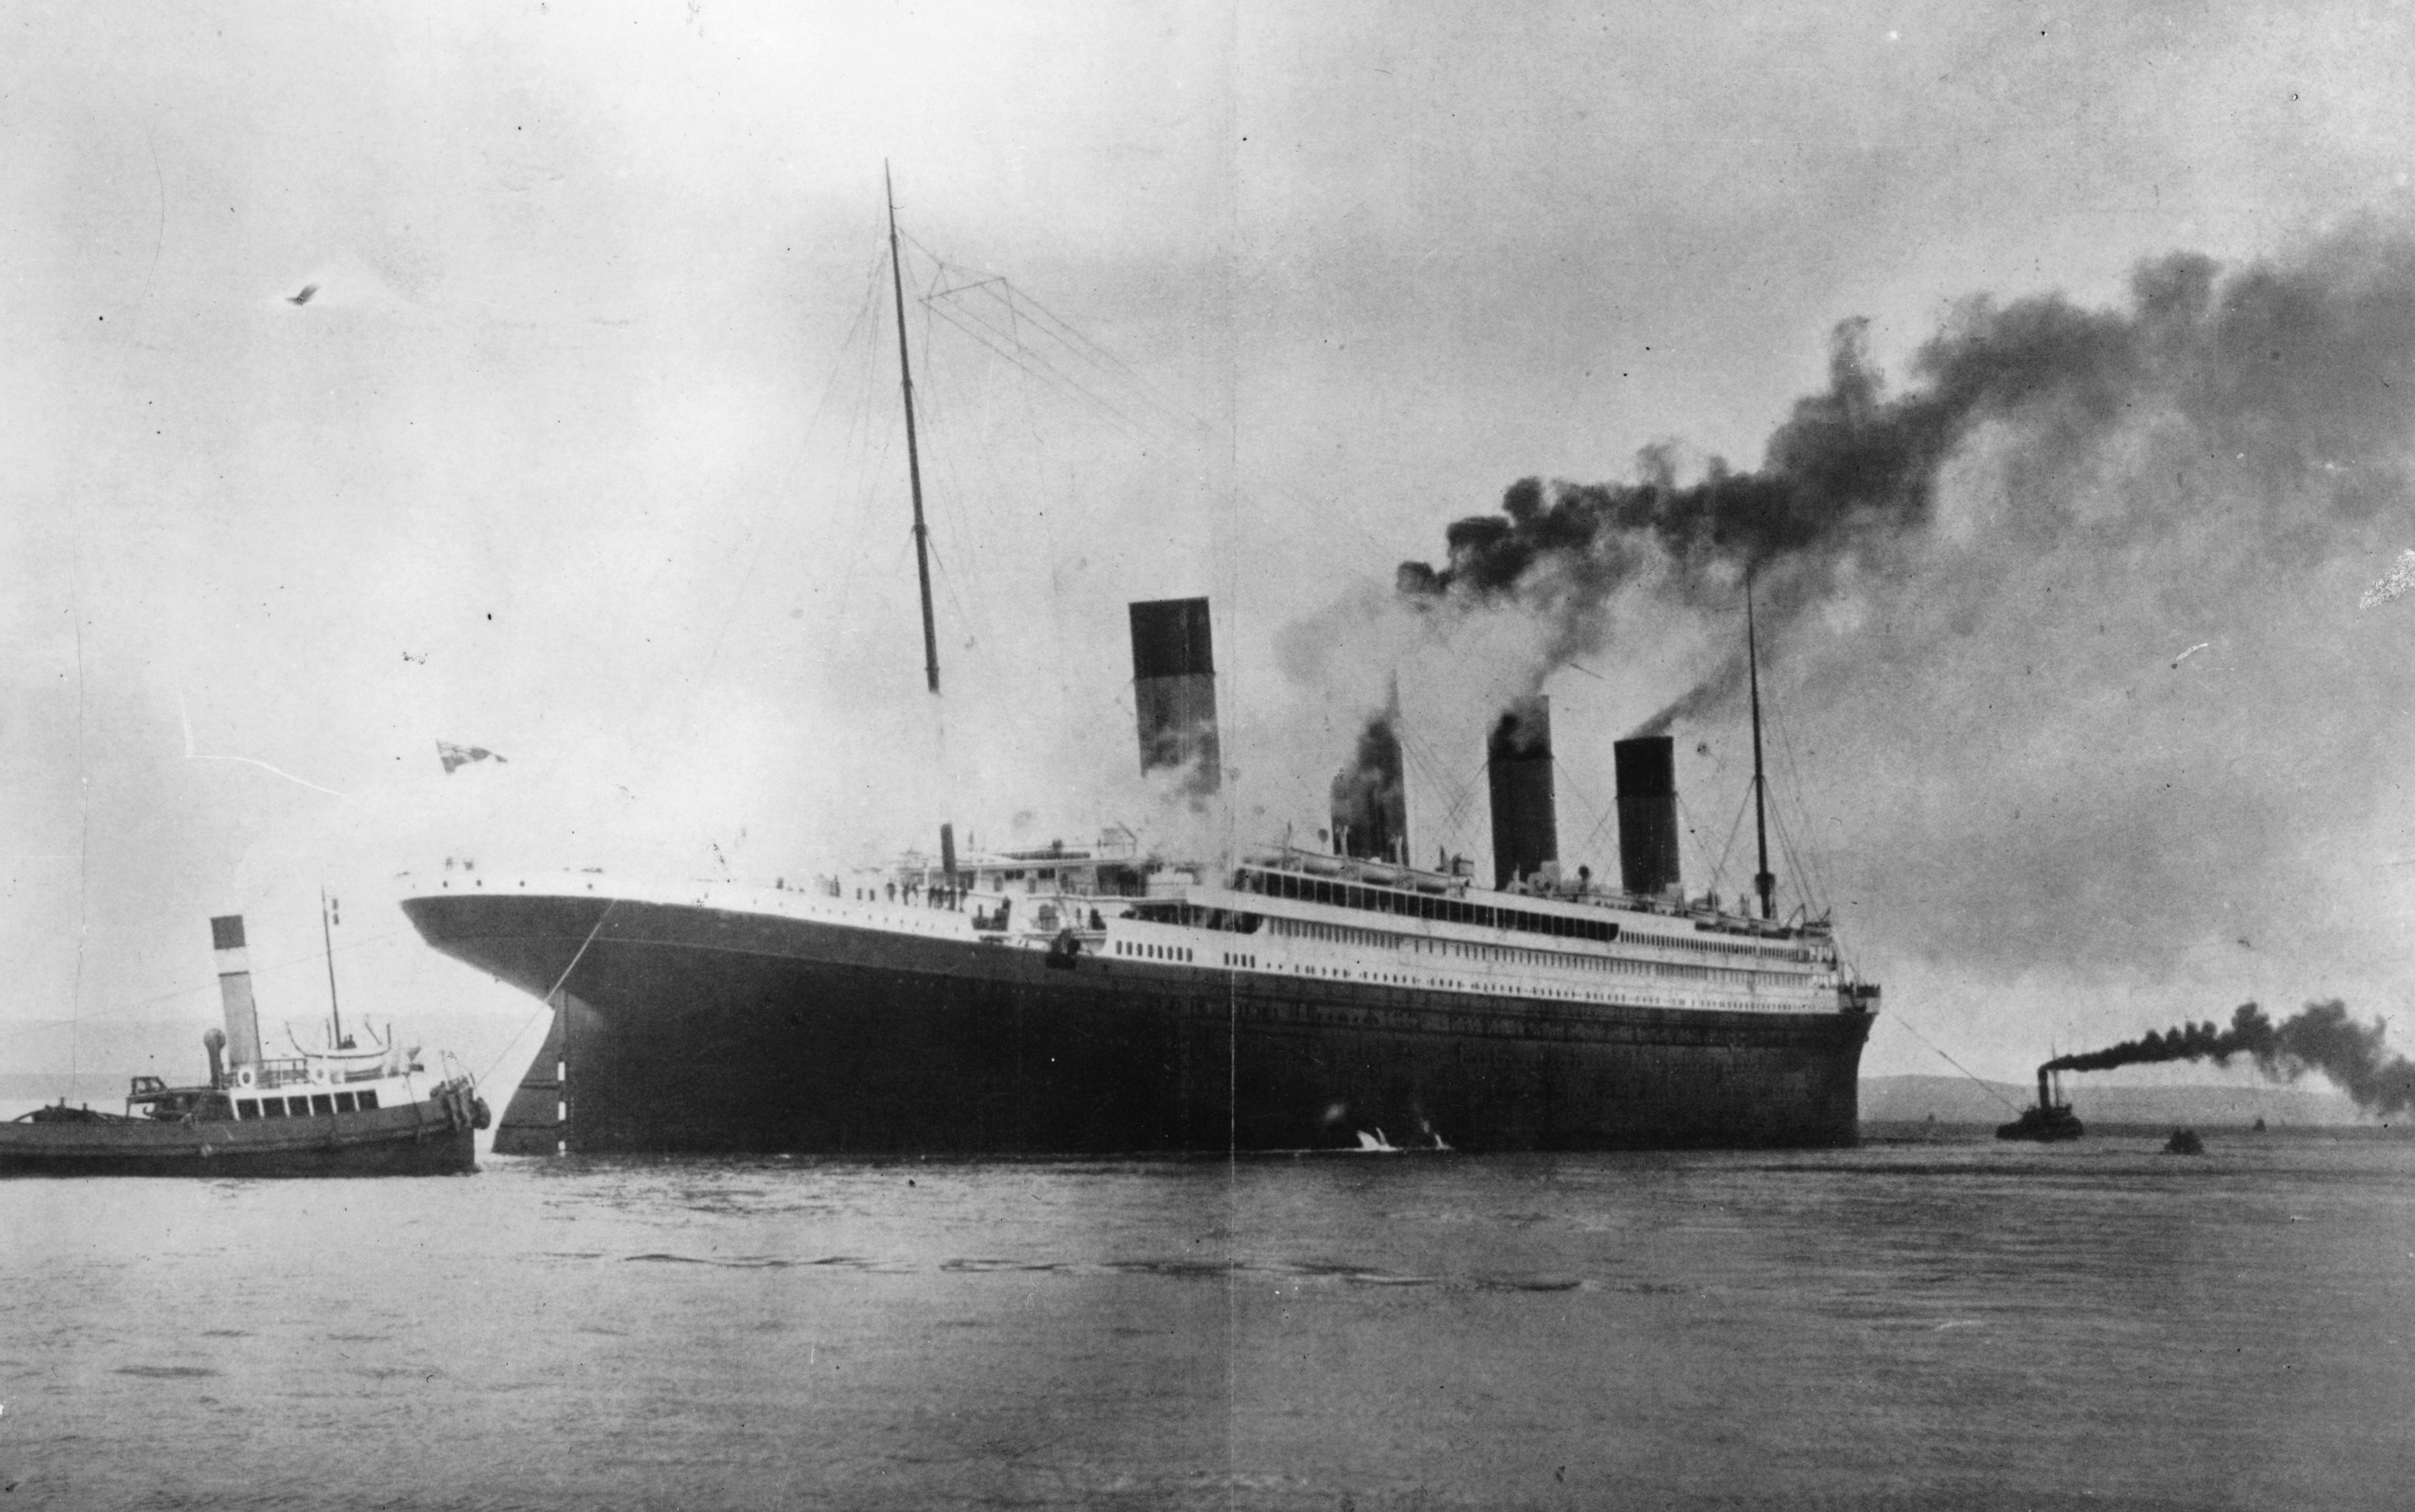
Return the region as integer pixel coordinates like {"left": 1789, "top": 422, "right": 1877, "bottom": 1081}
{"left": 436, "top": 741, "right": 509, "bottom": 774}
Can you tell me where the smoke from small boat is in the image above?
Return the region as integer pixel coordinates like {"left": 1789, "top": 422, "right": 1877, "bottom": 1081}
{"left": 2048, "top": 999, "right": 2415, "bottom": 1119}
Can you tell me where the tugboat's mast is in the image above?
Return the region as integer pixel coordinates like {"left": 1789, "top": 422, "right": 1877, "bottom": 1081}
{"left": 1747, "top": 574, "right": 1775, "bottom": 922}
{"left": 886, "top": 163, "right": 942, "bottom": 695}
{"left": 320, "top": 887, "right": 344, "bottom": 1046}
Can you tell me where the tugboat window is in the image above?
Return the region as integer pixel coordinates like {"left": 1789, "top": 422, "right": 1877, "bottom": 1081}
{"left": 312, "top": 1094, "right": 335, "bottom": 1115}
{"left": 334, "top": 1092, "right": 357, "bottom": 1113}
{"left": 357, "top": 1090, "right": 378, "bottom": 1111}
{"left": 236, "top": 1099, "right": 259, "bottom": 1119}
{"left": 261, "top": 1097, "right": 287, "bottom": 1118}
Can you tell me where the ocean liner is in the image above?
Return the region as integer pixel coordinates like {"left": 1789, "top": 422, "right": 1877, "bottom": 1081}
{"left": 399, "top": 180, "right": 1879, "bottom": 1155}
{"left": 403, "top": 591, "right": 1877, "bottom": 1154}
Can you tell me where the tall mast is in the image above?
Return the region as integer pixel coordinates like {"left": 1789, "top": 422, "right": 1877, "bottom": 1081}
{"left": 1747, "top": 574, "right": 1775, "bottom": 922}
{"left": 320, "top": 886, "right": 344, "bottom": 1045}
{"left": 886, "top": 163, "right": 942, "bottom": 695}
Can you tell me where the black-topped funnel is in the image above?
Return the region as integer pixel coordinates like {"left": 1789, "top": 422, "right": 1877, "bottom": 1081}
{"left": 1614, "top": 736, "right": 1681, "bottom": 897}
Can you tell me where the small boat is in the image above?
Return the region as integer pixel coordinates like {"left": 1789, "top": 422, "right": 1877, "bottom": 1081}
{"left": 1996, "top": 1066, "right": 2084, "bottom": 1142}
{"left": 0, "top": 914, "right": 488, "bottom": 1177}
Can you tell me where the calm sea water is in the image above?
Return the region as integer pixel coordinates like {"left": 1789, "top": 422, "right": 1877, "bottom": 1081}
{"left": 4, "top": 1129, "right": 2413, "bottom": 1511}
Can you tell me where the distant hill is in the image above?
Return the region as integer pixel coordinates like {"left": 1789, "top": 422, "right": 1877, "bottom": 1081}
{"left": 1, "top": 1017, "right": 239, "bottom": 1118}
{"left": 1861, "top": 1074, "right": 2367, "bottom": 1128}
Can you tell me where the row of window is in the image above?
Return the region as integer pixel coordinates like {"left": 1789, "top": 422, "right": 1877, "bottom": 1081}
{"left": 236, "top": 1090, "right": 380, "bottom": 1120}
{"left": 1233, "top": 961, "right": 1810, "bottom": 1014}
{"left": 1237, "top": 867, "right": 1621, "bottom": 942}
{"left": 1627, "top": 929, "right": 1814, "bottom": 965}
{"left": 1097, "top": 940, "right": 1821, "bottom": 1013}
{"left": 1268, "top": 918, "right": 1802, "bottom": 988}
{"left": 1113, "top": 941, "right": 1194, "bottom": 963}
{"left": 1237, "top": 867, "right": 1818, "bottom": 963}
{"left": 1279, "top": 919, "right": 1390, "bottom": 949}
{"left": 1113, "top": 940, "right": 1265, "bottom": 970}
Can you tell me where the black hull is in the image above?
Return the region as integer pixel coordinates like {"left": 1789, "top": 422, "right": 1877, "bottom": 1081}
{"left": 406, "top": 892, "right": 1872, "bottom": 1156}
{"left": 1996, "top": 1107, "right": 2085, "bottom": 1142}
{"left": 0, "top": 1089, "right": 481, "bottom": 1178}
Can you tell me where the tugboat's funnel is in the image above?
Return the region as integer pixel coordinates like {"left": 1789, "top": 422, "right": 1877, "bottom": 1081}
{"left": 2037, "top": 1065, "right": 2052, "bottom": 1112}
{"left": 211, "top": 915, "right": 262, "bottom": 1068}
{"left": 1129, "top": 598, "right": 1221, "bottom": 797}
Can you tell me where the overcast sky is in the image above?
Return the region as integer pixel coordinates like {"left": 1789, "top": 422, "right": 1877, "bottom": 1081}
{"left": 6, "top": 0, "right": 2414, "bottom": 1095}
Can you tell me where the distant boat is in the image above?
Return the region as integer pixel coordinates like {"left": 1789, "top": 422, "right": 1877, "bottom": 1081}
{"left": 1996, "top": 1066, "right": 2084, "bottom": 1142}
{"left": 0, "top": 915, "right": 487, "bottom": 1178}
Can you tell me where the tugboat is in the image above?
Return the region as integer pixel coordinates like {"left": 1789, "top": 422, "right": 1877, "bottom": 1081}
{"left": 0, "top": 915, "right": 488, "bottom": 1177}
{"left": 1996, "top": 1065, "right": 2084, "bottom": 1142}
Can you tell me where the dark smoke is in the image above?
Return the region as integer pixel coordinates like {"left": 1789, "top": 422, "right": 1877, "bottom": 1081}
{"left": 2047, "top": 1000, "right": 2415, "bottom": 1119}
{"left": 1392, "top": 237, "right": 2415, "bottom": 732}
{"left": 1328, "top": 711, "right": 1407, "bottom": 861}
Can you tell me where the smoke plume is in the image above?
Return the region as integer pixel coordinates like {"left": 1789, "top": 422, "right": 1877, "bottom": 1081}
{"left": 2047, "top": 1000, "right": 2415, "bottom": 1119}
{"left": 1284, "top": 222, "right": 2415, "bottom": 1004}
{"left": 1391, "top": 234, "right": 2415, "bottom": 735}
{"left": 1327, "top": 710, "right": 1407, "bottom": 861}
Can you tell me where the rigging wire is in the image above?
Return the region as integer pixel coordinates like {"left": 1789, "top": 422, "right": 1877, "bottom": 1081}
{"left": 477, "top": 1003, "right": 554, "bottom": 1092}
{"left": 1550, "top": 757, "right": 1617, "bottom": 875}
{"left": 1675, "top": 795, "right": 1724, "bottom": 896}
{"left": 657, "top": 240, "right": 895, "bottom": 759}
{"left": 474, "top": 901, "right": 621, "bottom": 1088}
{"left": 1701, "top": 782, "right": 1755, "bottom": 903}
{"left": 1394, "top": 726, "right": 1487, "bottom": 864}
{"left": 905, "top": 233, "right": 1197, "bottom": 435}
{"left": 903, "top": 242, "right": 1160, "bottom": 439}
{"left": 1768, "top": 797, "right": 1816, "bottom": 921}
{"left": 1887, "top": 1012, "right": 2025, "bottom": 1113}
{"left": 900, "top": 311, "right": 1004, "bottom": 665}
{"left": 919, "top": 294, "right": 1155, "bottom": 436}
{"left": 901, "top": 236, "right": 1397, "bottom": 564}
{"left": 900, "top": 240, "right": 1152, "bottom": 755}
{"left": 825, "top": 276, "right": 907, "bottom": 650}
{"left": 0, "top": 929, "right": 409, "bottom": 1048}
{"left": 1763, "top": 661, "right": 1837, "bottom": 915}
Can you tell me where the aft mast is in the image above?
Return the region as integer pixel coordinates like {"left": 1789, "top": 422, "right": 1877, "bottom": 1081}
{"left": 1747, "top": 574, "right": 1775, "bottom": 922}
